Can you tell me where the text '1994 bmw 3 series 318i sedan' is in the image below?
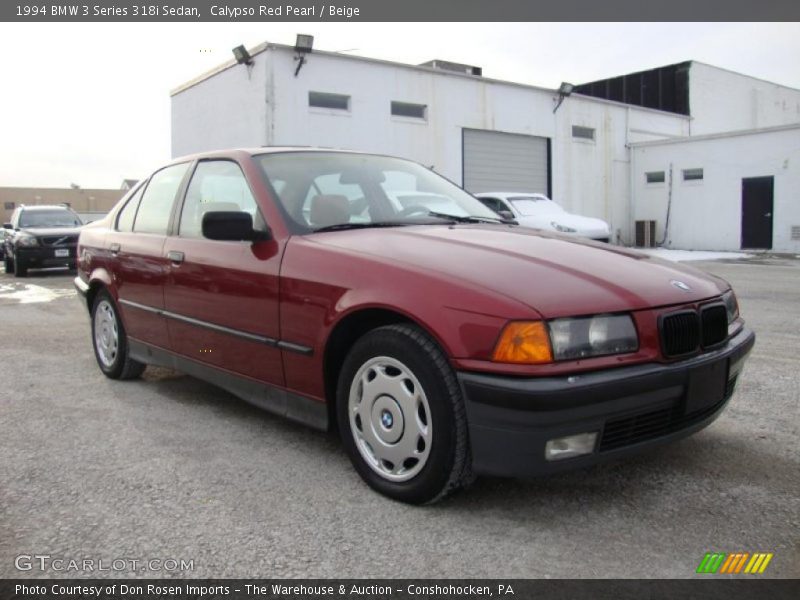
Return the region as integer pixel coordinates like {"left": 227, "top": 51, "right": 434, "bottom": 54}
{"left": 74, "top": 149, "right": 754, "bottom": 504}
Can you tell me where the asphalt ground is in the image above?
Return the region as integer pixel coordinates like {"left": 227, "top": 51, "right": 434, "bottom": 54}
{"left": 0, "top": 258, "right": 798, "bottom": 579}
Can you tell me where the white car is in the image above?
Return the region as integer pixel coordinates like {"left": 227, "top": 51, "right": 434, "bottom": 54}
{"left": 385, "top": 191, "right": 470, "bottom": 217}
{"left": 475, "top": 192, "right": 611, "bottom": 241}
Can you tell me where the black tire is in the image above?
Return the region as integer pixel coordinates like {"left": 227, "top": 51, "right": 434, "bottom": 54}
{"left": 13, "top": 255, "right": 27, "bottom": 277}
{"left": 90, "top": 290, "right": 146, "bottom": 380}
{"left": 3, "top": 254, "right": 13, "bottom": 274}
{"left": 337, "top": 323, "right": 473, "bottom": 504}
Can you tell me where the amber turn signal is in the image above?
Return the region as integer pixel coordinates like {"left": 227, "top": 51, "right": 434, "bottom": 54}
{"left": 492, "top": 321, "right": 553, "bottom": 364}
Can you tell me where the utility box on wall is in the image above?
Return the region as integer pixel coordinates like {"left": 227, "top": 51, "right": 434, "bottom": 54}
{"left": 635, "top": 220, "right": 657, "bottom": 247}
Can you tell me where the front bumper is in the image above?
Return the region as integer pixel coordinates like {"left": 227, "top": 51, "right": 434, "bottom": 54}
{"left": 74, "top": 275, "right": 89, "bottom": 298}
{"left": 458, "top": 327, "right": 755, "bottom": 478}
{"left": 16, "top": 245, "right": 77, "bottom": 268}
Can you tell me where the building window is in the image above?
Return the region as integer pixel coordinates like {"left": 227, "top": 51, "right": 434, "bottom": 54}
{"left": 645, "top": 171, "right": 665, "bottom": 184}
{"left": 572, "top": 126, "right": 595, "bottom": 141}
{"left": 309, "top": 91, "right": 350, "bottom": 111}
{"left": 391, "top": 101, "right": 427, "bottom": 119}
{"left": 682, "top": 168, "right": 704, "bottom": 181}
{"left": 4, "top": 202, "right": 14, "bottom": 210}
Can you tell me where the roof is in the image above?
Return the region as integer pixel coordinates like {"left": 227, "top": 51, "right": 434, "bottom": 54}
{"left": 690, "top": 60, "right": 800, "bottom": 93}
{"left": 475, "top": 192, "right": 551, "bottom": 198}
{"left": 170, "top": 42, "right": 697, "bottom": 120}
{"left": 170, "top": 41, "right": 554, "bottom": 97}
{"left": 167, "top": 146, "right": 368, "bottom": 164}
{"left": 16, "top": 204, "right": 76, "bottom": 211}
{"left": 630, "top": 123, "right": 800, "bottom": 147}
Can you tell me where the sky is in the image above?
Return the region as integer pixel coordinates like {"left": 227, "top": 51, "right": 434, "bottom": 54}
{"left": 0, "top": 22, "right": 798, "bottom": 189}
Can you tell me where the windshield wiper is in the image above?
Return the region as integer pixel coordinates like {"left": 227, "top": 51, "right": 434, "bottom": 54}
{"left": 425, "top": 211, "right": 510, "bottom": 224}
{"left": 313, "top": 213, "right": 512, "bottom": 233}
{"left": 313, "top": 221, "right": 412, "bottom": 233}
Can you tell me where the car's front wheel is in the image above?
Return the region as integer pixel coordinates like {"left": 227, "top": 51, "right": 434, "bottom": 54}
{"left": 337, "top": 324, "right": 472, "bottom": 504}
{"left": 3, "top": 253, "right": 13, "bottom": 274}
{"left": 91, "top": 290, "right": 146, "bottom": 380}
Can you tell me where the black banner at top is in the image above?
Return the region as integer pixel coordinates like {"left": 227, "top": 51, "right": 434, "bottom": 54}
{"left": 2, "top": 0, "right": 800, "bottom": 22}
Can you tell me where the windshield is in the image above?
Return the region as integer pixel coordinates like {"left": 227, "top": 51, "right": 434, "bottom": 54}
{"left": 19, "top": 209, "right": 82, "bottom": 228}
{"left": 256, "top": 152, "right": 501, "bottom": 231}
{"left": 509, "top": 196, "right": 564, "bottom": 216}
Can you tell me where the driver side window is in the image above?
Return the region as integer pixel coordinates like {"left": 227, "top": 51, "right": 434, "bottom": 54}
{"left": 179, "top": 160, "right": 263, "bottom": 238}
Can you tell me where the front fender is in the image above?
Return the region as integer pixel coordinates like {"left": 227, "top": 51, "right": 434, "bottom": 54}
{"left": 281, "top": 245, "right": 537, "bottom": 360}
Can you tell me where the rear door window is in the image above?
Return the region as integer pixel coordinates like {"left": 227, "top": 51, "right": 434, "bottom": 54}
{"left": 133, "top": 163, "right": 190, "bottom": 235}
{"left": 116, "top": 186, "right": 145, "bottom": 232}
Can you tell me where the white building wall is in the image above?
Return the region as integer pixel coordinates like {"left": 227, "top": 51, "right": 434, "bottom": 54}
{"left": 265, "top": 47, "right": 687, "bottom": 243}
{"left": 265, "top": 47, "right": 556, "bottom": 187}
{"left": 172, "top": 45, "right": 800, "bottom": 249}
{"left": 689, "top": 62, "right": 800, "bottom": 135}
{"left": 171, "top": 54, "right": 270, "bottom": 157}
{"left": 553, "top": 96, "right": 689, "bottom": 243}
{"left": 632, "top": 126, "right": 800, "bottom": 252}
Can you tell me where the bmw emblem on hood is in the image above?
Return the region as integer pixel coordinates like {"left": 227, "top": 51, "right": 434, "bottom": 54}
{"left": 670, "top": 280, "right": 692, "bottom": 292}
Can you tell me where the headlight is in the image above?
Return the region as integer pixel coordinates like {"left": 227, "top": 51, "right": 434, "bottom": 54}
{"left": 492, "top": 314, "right": 638, "bottom": 364}
{"left": 548, "top": 314, "right": 638, "bottom": 360}
{"left": 16, "top": 234, "right": 39, "bottom": 247}
{"left": 722, "top": 290, "right": 739, "bottom": 324}
{"left": 722, "top": 290, "right": 741, "bottom": 336}
{"left": 551, "top": 222, "right": 577, "bottom": 233}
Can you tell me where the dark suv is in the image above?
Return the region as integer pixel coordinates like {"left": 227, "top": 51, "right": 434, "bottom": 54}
{"left": 3, "top": 205, "right": 83, "bottom": 277}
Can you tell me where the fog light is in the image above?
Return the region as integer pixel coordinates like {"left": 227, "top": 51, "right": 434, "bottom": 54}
{"left": 545, "top": 432, "right": 598, "bottom": 461}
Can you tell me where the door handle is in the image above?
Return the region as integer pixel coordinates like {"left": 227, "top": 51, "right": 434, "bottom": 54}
{"left": 167, "top": 250, "right": 185, "bottom": 264}
{"left": 109, "top": 243, "right": 121, "bottom": 255}
{"left": 764, "top": 213, "right": 772, "bottom": 217}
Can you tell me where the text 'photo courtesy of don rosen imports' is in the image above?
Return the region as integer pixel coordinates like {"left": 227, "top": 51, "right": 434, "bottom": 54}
{"left": 12, "top": 582, "right": 519, "bottom": 598}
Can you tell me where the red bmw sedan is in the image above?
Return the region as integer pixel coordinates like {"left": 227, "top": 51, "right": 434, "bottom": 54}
{"left": 75, "top": 148, "right": 754, "bottom": 504}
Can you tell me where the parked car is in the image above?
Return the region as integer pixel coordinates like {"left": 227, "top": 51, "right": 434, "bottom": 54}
{"left": 475, "top": 192, "right": 611, "bottom": 241}
{"left": 3, "top": 204, "right": 83, "bottom": 276}
{"left": 385, "top": 191, "right": 470, "bottom": 218}
{"left": 74, "top": 149, "right": 754, "bottom": 504}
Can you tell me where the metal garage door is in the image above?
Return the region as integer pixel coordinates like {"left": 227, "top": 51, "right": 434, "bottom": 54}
{"left": 462, "top": 129, "right": 549, "bottom": 194}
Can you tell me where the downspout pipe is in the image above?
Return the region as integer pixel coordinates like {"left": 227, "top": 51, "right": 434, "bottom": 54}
{"left": 627, "top": 107, "right": 635, "bottom": 246}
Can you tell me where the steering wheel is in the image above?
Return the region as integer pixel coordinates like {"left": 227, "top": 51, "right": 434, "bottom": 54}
{"left": 397, "top": 205, "right": 431, "bottom": 217}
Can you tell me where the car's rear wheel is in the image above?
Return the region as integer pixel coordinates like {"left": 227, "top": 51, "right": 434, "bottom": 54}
{"left": 13, "top": 255, "right": 27, "bottom": 277}
{"left": 91, "top": 290, "right": 146, "bottom": 380}
{"left": 3, "top": 254, "right": 13, "bottom": 274}
{"left": 337, "top": 324, "right": 472, "bottom": 504}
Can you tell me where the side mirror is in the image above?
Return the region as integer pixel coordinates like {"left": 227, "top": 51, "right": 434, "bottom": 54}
{"left": 202, "top": 211, "right": 272, "bottom": 242}
{"left": 498, "top": 209, "right": 515, "bottom": 221}
{"left": 3, "top": 223, "right": 11, "bottom": 229}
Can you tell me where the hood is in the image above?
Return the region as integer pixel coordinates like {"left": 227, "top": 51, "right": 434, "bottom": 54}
{"left": 312, "top": 225, "right": 727, "bottom": 318}
{"left": 516, "top": 212, "right": 609, "bottom": 234}
{"left": 551, "top": 213, "right": 609, "bottom": 232}
{"left": 20, "top": 227, "right": 81, "bottom": 237}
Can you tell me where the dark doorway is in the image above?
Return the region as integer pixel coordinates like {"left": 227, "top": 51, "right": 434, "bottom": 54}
{"left": 741, "top": 177, "right": 774, "bottom": 249}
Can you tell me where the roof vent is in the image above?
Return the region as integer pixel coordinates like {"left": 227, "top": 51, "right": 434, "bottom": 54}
{"left": 420, "top": 59, "right": 482, "bottom": 77}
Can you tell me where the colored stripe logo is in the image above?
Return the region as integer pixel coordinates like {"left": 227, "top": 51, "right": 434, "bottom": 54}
{"left": 697, "top": 552, "right": 773, "bottom": 574}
